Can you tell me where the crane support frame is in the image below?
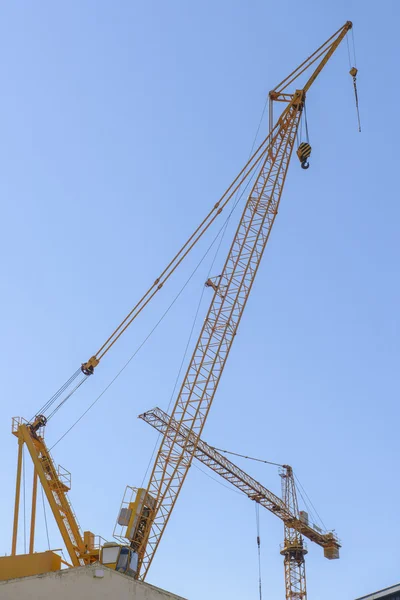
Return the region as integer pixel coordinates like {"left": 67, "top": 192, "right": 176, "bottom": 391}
{"left": 11, "top": 418, "right": 99, "bottom": 567}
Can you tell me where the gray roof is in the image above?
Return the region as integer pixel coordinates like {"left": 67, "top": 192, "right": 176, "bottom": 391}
{"left": 356, "top": 583, "right": 400, "bottom": 600}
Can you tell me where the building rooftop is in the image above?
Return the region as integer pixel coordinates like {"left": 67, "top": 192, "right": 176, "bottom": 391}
{"left": 356, "top": 583, "right": 400, "bottom": 600}
{"left": 0, "top": 563, "right": 187, "bottom": 600}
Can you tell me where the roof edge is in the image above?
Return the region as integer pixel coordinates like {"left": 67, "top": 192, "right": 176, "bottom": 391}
{"left": 356, "top": 583, "right": 400, "bottom": 600}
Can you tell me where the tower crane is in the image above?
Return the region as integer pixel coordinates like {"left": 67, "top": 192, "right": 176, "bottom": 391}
{"left": 137, "top": 407, "right": 339, "bottom": 558}
{"left": 10, "top": 417, "right": 101, "bottom": 567}
{"left": 6, "top": 20, "right": 356, "bottom": 584}
{"left": 125, "top": 406, "right": 336, "bottom": 600}
{"left": 280, "top": 465, "right": 308, "bottom": 600}
{"left": 122, "top": 21, "right": 355, "bottom": 582}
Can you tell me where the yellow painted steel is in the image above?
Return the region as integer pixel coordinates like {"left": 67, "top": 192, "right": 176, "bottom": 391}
{"left": 126, "top": 489, "right": 156, "bottom": 544}
{"left": 280, "top": 466, "right": 308, "bottom": 600}
{"left": 81, "top": 24, "right": 359, "bottom": 378}
{"left": 11, "top": 418, "right": 100, "bottom": 567}
{"left": 11, "top": 437, "right": 23, "bottom": 556}
{"left": 133, "top": 90, "right": 303, "bottom": 580}
{"left": 297, "top": 142, "right": 311, "bottom": 160}
{"left": 130, "top": 21, "right": 354, "bottom": 585}
{"left": 140, "top": 407, "right": 340, "bottom": 556}
{"left": 141, "top": 408, "right": 340, "bottom": 597}
{"left": 0, "top": 551, "right": 61, "bottom": 581}
{"left": 29, "top": 469, "right": 38, "bottom": 554}
{"left": 80, "top": 121, "right": 296, "bottom": 375}
{"left": 9, "top": 20, "right": 355, "bottom": 595}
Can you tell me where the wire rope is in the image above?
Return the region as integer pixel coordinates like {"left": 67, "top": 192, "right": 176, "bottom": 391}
{"left": 294, "top": 481, "right": 316, "bottom": 525}
{"left": 140, "top": 229, "right": 228, "bottom": 486}
{"left": 140, "top": 146, "right": 257, "bottom": 486}
{"left": 346, "top": 34, "right": 352, "bottom": 69}
{"left": 212, "top": 446, "right": 283, "bottom": 468}
{"left": 46, "top": 376, "right": 88, "bottom": 421}
{"left": 351, "top": 27, "right": 357, "bottom": 67}
{"left": 294, "top": 473, "right": 326, "bottom": 531}
{"left": 47, "top": 82, "right": 270, "bottom": 441}
{"left": 140, "top": 91, "right": 273, "bottom": 487}
{"left": 49, "top": 208, "right": 238, "bottom": 451}
{"left": 304, "top": 101, "right": 310, "bottom": 144}
{"left": 51, "top": 143, "right": 260, "bottom": 451}
{"left": 255, "top": 503, "right": 262, "bottom": 600}
{"left": 32, "top": 368, "right": 82, "bottom": 422}
{"left": 140, "top": 260, "right": 213, "bottom": 486}
{"left": 191, "top": 462, "right": 243, "bottom": 495}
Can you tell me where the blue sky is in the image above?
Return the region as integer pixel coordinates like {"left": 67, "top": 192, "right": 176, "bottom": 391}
{"left": 0, "top": 2, "right": 399, "bottom": 599}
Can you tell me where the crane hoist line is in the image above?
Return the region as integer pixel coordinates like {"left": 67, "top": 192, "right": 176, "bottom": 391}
{"left": 9, "top": 20, "right": 357, "bottom": 591}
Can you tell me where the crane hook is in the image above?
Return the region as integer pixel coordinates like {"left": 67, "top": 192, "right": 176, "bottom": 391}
{"left": 297, "top": 142, "right": 312, "bottom": 170}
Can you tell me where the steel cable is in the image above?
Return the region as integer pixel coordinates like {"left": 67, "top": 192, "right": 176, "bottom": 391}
{"left": 255, "top": 503, "right": 262, "bottom": 600}
{"left": 51, "top": 151, "right": 261, "bottom": 450}
{"left": 213, "top": 447, "right": 283, "bottom": 468}
{"left": 46, "top": 375, "right": 88, "bottom": 421}
{"left": 32, "top": 368, "right": 82, "bottom": 421}
{"left": 294, "top": 473, "right": 327, "bottom": 531}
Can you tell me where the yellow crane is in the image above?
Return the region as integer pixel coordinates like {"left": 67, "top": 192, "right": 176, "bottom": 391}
{"left": 131, "top": 406, "right": 337, "bottom": 600}
{"left": 10, "top": 417, "right": 101, "bottom": 568}
{"left": 6, "top": 20, "right": 356, "bottom": 584}
{"left": 121, "top": 20, "right": 355, "bottom": 582}
{"left": 137, "top": 407, "right": 339, "bottom": 557}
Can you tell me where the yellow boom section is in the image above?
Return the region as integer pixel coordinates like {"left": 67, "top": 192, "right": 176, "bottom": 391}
{"left": 11, "top": 418, "right": 100, "bottom": 567}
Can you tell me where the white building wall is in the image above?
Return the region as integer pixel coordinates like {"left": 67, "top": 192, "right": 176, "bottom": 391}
{"left": 0, "top": 564, "right": 187, "bottom": 600}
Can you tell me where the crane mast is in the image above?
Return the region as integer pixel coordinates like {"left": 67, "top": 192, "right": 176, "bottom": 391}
{"left": 280, "top": 466, "right": 307, "bottom": 600}
{"left": 130, "top": 21, "right": 353, "bottom": 580}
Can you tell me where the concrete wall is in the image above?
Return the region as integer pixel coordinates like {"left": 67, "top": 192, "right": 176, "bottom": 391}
{"left": 0, "top": 564, "right": 187, "bottom": 600}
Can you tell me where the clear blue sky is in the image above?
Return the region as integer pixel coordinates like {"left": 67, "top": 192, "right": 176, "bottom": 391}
{"left": 0, "top": 2, "right": 398, "bottom": 599}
